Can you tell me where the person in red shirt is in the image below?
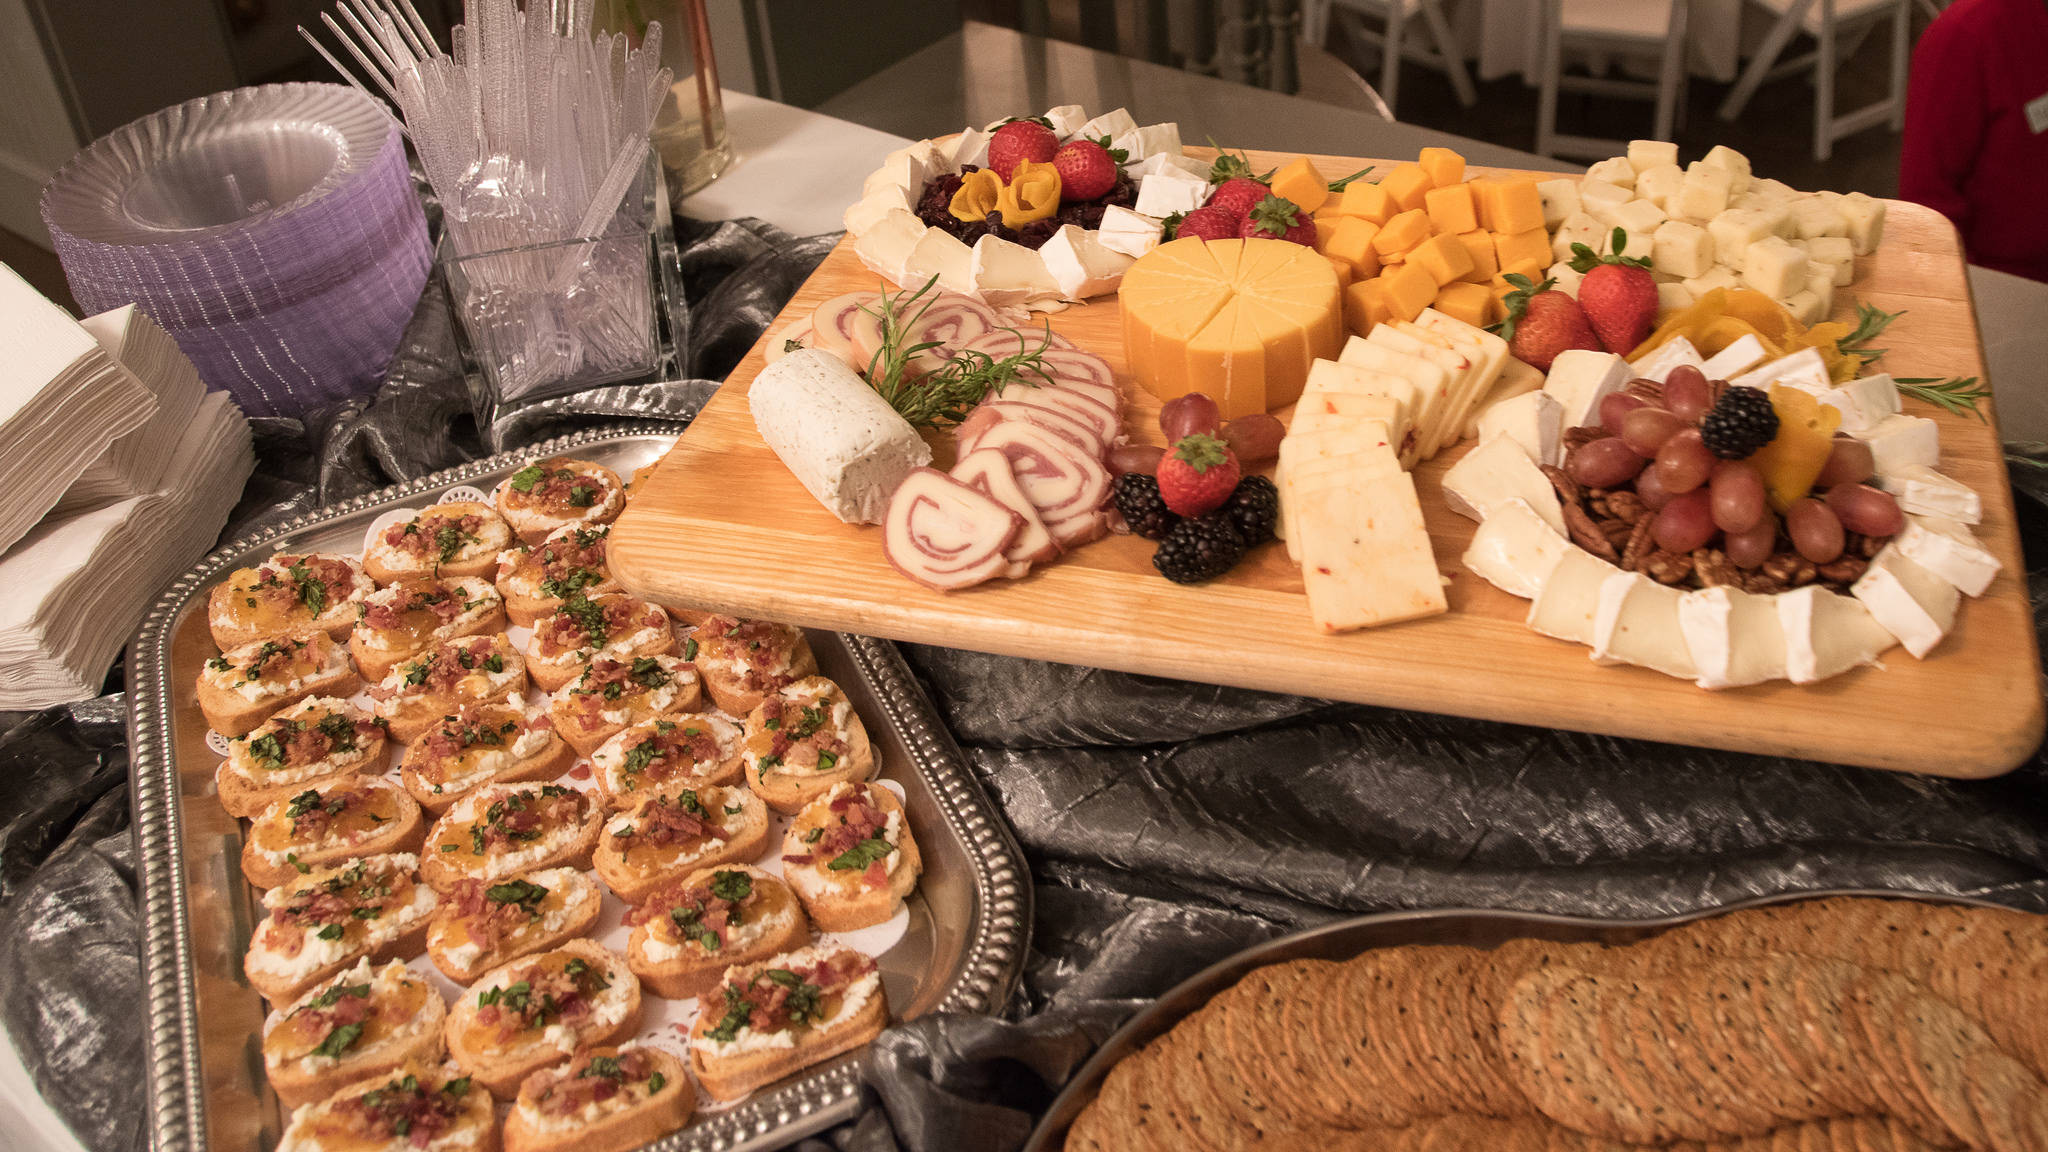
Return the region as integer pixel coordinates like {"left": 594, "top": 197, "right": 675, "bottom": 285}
{"left": 1898, "top": 0, "right": 2048, "bottom": 282}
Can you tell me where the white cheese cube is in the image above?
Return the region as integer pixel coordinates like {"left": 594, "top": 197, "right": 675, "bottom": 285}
{"left": 900, "top": 228, "right": 978, "bottom": 296}
{"left": 1783, "top": 289, "right": 1825, "bottom": 327}
{"left": 749, "top": 349, "right": 932, "bottom": 524}
{"left": 1462, "top": 497, "right": 1570, "bottom": 599}
{"left": 969, "top": 235, "right": 1061, "bottom": 308}
{"left": 1675, "top": 164, "right": 1733, "bottom": 219}
{"left": 843, "top": 185, "right": 913, "bottom": 234}
{"left": 1852, "top": 545, "right": 1959, "bottom": 659}
{"left": 1076, "top": 107, "right": 1138, "bottom": 142}
{"left": 1592, "top": 572, "right": 1697, "bottom": 679}
{"left": 1838, "top": 191, "right": 1887, "bottom": 255}
{"left": 1730, "top": 347, "right": 1832, "bottom": 395}
{"left": 1806, "top": 236, "right": 1856, "bottom": 285}
{"left": 1586, "top": 157, "right": 1638, "bottom": 189}
{"left": 1039, "top": 105, "right": 1088, "bottom": 138}
{"left": 1629, "top": 335, "right": 1707, "bottom": 384}
{"left": 1528, "top": 547, "right": 1622, "bottom": 645}
{"left": 1439, "top": 426, "right": 1567, "bottom": 535}
{"left": 1776, "top": 585, "right": 1895, "bottom": 684}
{"left": 1766, "top": 201, "right": 1799, "bottom": 239}
{"left": 1698, "top": 333, "right": 1766, "bottom": 380}
{"left": 1633, "top": 165, "right": 1686, "bottom": 215}
{"left": 1612, "top": 227, "right": 1654, "bottom": 263}
{"left": 1579, "top": 179, "right": 1634, "bottom": 225}
{"left": 1537, "top": 179, "right": 1583, "bottom": 229}
{"left": 1802, "top": 263, "right": 1836, "bottom": 317}
{"left": 1627, "top": 140, "right": 1681, "bottom": 174}
{"left": 1551, "top": 212, "right": 1606, "bottom": 263}
{"left": 1876, "top": 466, "right": 1981, "bottom": 524}
{"left": 945, "top": 127, "right": 991, "bottom": 171}
{"left": 1791, "top": 198, "right": 1849, "bottom": 240}
{"left": 1476, "top": 389, "right": 1564, "bottom": 467}
{"left": 1818, "top": 373, "right": 1901, "bottom": 434}
{"left": 1700, "top": 145, "right": 1753, "bottom": 194}
{"left": 1543, "top": 349, "right": 1633, "bottom": 429}
{"left": 1657, "top": 282, "right": 1696, "bottom": 312}
{"left": 1097, "top": 205, "right": 1165, "bottom": 258}
{"left": 1752, "top": 177, "right": 1799, "bottom": 200}
{"left": 1708, "top": 210, "right": 1773, "bottom": 263}
{"left": 1125, "top": 152, "right": 1209, "bottom": 181}
{"left": 1113, "top": 123, "right": 1182, "bottom": 164}
{"left": 1545, "top": 261, "right": 1585, "bottom": 299}
{"left": 1897, "top": 514, "right": 2001, "bottom": 597}
{"left": 1650, "top": 220, "right": 1715, "bottom": 278}
{"left": 1133, "top": 170, "right": 1210, "bottom": 219}
{"left": 1682, "top": 266, "right": 1745, "bottom": 299}
{"left": 1853, "top": 413, "right": 1941, "bottom": 480}
{"left": 1679, "top": 586, "right": 1788, "bottom": 690}
{"left": 1609, "top": 198, "right": 1669, "bottom": 243}
{"left": 852, "top": 208, "right": 930, "bottom": 285}
{"left": 1037, "top": 224, "right": 1134, "bottom": 299}
{"left": 1742, "top": 237, "right": 1809, "bottom": 300}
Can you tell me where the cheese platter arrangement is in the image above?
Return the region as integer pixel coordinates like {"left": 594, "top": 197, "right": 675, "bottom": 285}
{"left": 609, "top": 111, "right": 2041, "bottom": 777}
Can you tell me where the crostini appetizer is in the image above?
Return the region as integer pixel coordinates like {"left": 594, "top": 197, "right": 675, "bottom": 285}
{"left": 426, "top": 866, "right": 602, "bottom": 985}
{"left": 370, "top": 634, "right": 528, "bottom": 743}
{"left": 494, "top": 457, "right": 626, "bottom": 544}
{"left": 399, "top": 697, "right": 573, "bottom": 814}
{"left": 445, "top": 940, "right": 641, "bottom": 1099}
{"left": 547, "top": 654, "right": 702, "bottom": 758}
{"left": 241, "top": 776, "right": 425, "bottom": 889}
{"left": 502, "top": 1045, "right": 690, "bottom": 1152}
{"left": 216, "top": 696, "right": 387, "bottom": 819}
{"left": 590, "top": 712, "right": 745, "bottom": 810}
{"left": 591, "top": 785, "right": 768, "bottom": 904}
{"left": 349, "top": 576, "right": 507, "bottom": 682}
{"left": 493, "top": 524, "right": 621, "bottom": 628}
{"left": 420, "top": 782, "right": 604, "bottom": 893}
{"left": 209, "top": 552, "right": 373, "bottom": 650}
{"left": 741, "top": 676, "right": 875, "bottom": 814}
{"left": 689, "top": 944, "right": 887, "bottom": 1101}
{"left": 524, "top": 592, "right": 675, "bottom": 693}
{"left": 624, "top": 864, "right": 806, "bottom": 1000}
{"left": 363, "top": 501, "right": 514, "bottom": 584}
{"left": 688, "top": 615, "right": 817, "bottom": 715}
{"left": 274, "top": 1060, "right": 494, "bottom": 1152}
{"left": 779, "top": 782, "right": 921, "bottom": 932}
{"left": 262, "top": 958, "right": 448, "bottom": 1110}
{"left": 198, "top": 631, "right": 360, "bottom": 738}
{"left": 244, "top": 853, "right": 438, "bottom": 1005}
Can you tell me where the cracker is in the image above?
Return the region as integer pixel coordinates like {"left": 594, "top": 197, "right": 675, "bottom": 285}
{"left": 1896, "top": 993, "right": 1993, "bottom": 1149}
{"left": 1790, "top": 957, "right": 1883, "bottom": 1116}
{"left": 1961, "top": 1047, "right": 2037, "bottom": 1152}
{"left": 1406, "top": 949, "right": 1489, "bottom": 1114}
{"left": 1367, "top": 952, "right": 1446, "bottom": 1118}
{"left": 1660, "top": 973, "right": 1778, "bottom": 1137}
{"left": 1455, "top": 949, "right": 1536, "bottom": 1118}
{"left": 1845, "top": 972, "right": 1950, "bottom": 1144}
{"left": 1327, "top": 954, "right": 1420, "bottom": 1128}
{"left": 1621, "top": 974, "right": 1727, "bottom": 1141}
{"left": 1710, "top": 962, "right": 1831, "bottom": 1121}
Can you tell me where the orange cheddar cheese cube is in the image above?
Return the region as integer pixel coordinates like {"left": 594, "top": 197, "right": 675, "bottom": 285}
{"left": 1432, "top": 282, "right": 1493, "bottom": 328}
{"left": 1324, "top": 216, "right": 1382, "bottom": 273}
{"left": 1269, "top": 156, "right": 1331, "bottom": 216}
{"left": 1492, "top": 258, "right": 1546, "bottom": 289}
{"left": 1417, "top": 147, "right": 1466, "bottom": 187}
{"left": 1423, "top": 183, "right": 1478, "bottom": 236}
{"left": 1372, "top": 209, "right": 1433, "bottom": 258}
{"left": 1335, "top": 182, "right": 1397, "bottom": 224}
{"left": 1488, "top": 178, "right": 1546, "bottom": 235}
{"left": 1380, "top": 164, "right": 1435, "bottom": 214}
{"left": 1493, "top": 227, "right": 1552, "bottom": 274}
{"left": 1471, "top": 179, "right": 1502, "bottom": 232}
{"left": 1454, "top": 231, "right": 1498, "bottom": 282}
{"left": 1324, "top": 254, "right": 1354, "bottom": 291}
{"left": 1313, "top": 216, "right": 1344, "bottom": 252}
{"left": 1344, "top": 278, "right": 1397, "bottom": 334}
{"left": 1381, "top": 262, "right": 1439, "bottom": 324}
{"left": 1409, "top": 232, "right": 1476, "bottom": 287}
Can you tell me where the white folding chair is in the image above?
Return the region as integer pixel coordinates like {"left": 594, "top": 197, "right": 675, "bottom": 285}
{"left": 1534, "top": 0, "right": 1690, "bottom": 159}
{"left": 1302, "top": 0, "right": 1478, "bottom": 118}
{"left": 1714, "top": 0, "right": 1910, "bottom": 161}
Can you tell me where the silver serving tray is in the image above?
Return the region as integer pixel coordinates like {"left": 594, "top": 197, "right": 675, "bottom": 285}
{"left": 128, "top": 425, "right": 1032, "bottom": 1152}
{"left": 1021, "top": 888, "right": 2006, "bottom": 1152}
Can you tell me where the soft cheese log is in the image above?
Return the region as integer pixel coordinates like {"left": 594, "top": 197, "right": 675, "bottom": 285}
{"left": 749, "top": 349, "right": 932, "bottom": 524}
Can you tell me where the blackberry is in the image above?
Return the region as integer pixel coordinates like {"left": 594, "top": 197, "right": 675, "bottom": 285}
{"left": 1699, "top": 386, "right": 1779, "bottom": 459}
{"left": 1152, "top": 514, "right": 1247, "bottom": 584}
{"left": 1220, "top": 475, "right": 1279, "bottom": 546}
{"left": 1113, "top": 473, "right": 1180, "bottom": 540}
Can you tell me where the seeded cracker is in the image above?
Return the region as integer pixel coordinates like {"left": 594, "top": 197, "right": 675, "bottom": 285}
{"left": 1896, "top": 993, "right": 1997, "bottom": 1148}
{"left": 1961, "top": 1047, "right": 2036, "bottom": 1152}
{"left": 1846, "top": 972, "right": 1952, "bottom": 1143}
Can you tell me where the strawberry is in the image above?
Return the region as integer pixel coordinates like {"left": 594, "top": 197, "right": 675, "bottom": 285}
{"left": 1569, "top": 227, "right": 1660, "bottom": 356}
{"left": 1172, "top": 206, "right": 1240, "bottom": 242}
{"left": 1239, "top": 194, "right": 1316, "bottom": 245}
{"left": 1053, "top": 139, "right": 1120, "bottom": 201}
{"left": 986, "top": 120, "right": 1059, "bottom": 182}
{"left": 1494, "top": 275, "right": 1602, "bottom": 373}
{"left": 1205, "top": 176, "right": 1270, "bottom": 222}
{"left": 1156, "top": 433, "right": 1242, "bottom": 517}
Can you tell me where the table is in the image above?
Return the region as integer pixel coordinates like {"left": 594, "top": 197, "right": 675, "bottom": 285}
{"left": 676, "top": 90, "right": 912, "bottom": 237}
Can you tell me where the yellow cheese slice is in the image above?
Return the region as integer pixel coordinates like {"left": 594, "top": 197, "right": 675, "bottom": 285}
{"left": 1276, "top": 434, "right": 1400, "bottom": 556}
{"left": 1294, "top": 471, "right": 1448, "bottom": 632}
{"left": 1365, "top": 325, "right": 1474, "bottom": 460}
{"left": 1337, "top": 336, "right": 1451, "bottom": 468}
{"left": 1405, "top": 310, "right": 1509, "bottom": 453}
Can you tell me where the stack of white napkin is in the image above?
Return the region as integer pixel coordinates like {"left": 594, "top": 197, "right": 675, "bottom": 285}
{"left": 0, "top": 269, "right": 254, "bottom": 707}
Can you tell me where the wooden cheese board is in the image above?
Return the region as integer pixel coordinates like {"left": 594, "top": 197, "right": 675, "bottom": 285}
{"left": 609, "top": 149, "right": 2043, "bottom": 777}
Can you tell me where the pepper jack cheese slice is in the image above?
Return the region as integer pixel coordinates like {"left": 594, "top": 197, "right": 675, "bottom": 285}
{"left": 1119, "top": 238, "right": 1343, "bottom": 419}
{"left": 1294, "top": 470, "right": 1446, "bottom": 632}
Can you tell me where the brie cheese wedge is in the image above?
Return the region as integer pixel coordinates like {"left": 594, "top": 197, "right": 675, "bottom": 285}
{"left": 1817, "top": 373, "right": 1900, "bottom": 434}
{"left": 1629, "top": 336, "right": 1706, "bottom": 385}
{"left": 1729, "top": 347, "right": 1831, "bottom": 395}
{"left": 1777, "top": 585, "right": 1893, "bottom": 684}
{"left": 1133, "top": 169, "right": 1210, "bottom": 219}
{"left": 1542, "top": 350, "right": 1632, "bottom": 431}
{"left": 1591, "top": 572, "right": 1697, "bottom": 679}
{"left": 1875, "top": 465, "right": 1980, "bottom": 524}
{"left": 1475, "top": 390, "right": 1563, "bottom": 468}
{"left": 1697, "top": 334, "right": 1766, "bottom": 380}
{"left": 1852, "top": 413, "right": 1940, "bottom": 481}
{"left": 1851, "top": 544, "right": 1959, "bottom": 659}
{"left": 1038, "top": 225, "right": 1135, "bottom": 300}
{"left": 1462, "top": 498, "right": 1569, "bottom": 599}
{"left": 1678, "top": 585, "right": 1787, "bottom": 690}
{"left": 1896, "top": 514, "right": 2000, "bottom": 597}
{"left": 1440, "top": 434, "right": 1566, "bottom": 535}
{"left": 1528, "top": 548, "right": 1622, "bottom": 645}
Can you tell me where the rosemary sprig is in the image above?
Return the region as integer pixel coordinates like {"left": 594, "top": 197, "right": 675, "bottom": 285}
{"left": 1838, "top": 302, "right": 1903, "bottom": 367}
{"left": 1894, "top": 376, "right": 1989, "bottom": 421}
{"left": 859, "top": 278, "right": 1056, "bottom": 428}
{"left": 1326, "top": 166, "right": 1376, "bottom": 192}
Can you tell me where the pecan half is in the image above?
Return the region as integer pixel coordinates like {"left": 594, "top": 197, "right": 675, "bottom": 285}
{"left": 1621, "top": 516, "right": 1657, "bottom": 571}
{"left": 1761, "top": 552, "right": 1819, "bottom": 588}
{"left": 1604, "top": 490, "right": 1647, "bottom": 526}
{"left": 1541, "top": 464, "right": 1582, "bottom": 509}
{"left": 1818, "top": 555, "right": 1869, "bottom": 584}
{"left": 1562, "top": 426, "right": 1605, "bottom": 452}
{"left": 1857, "top": 532, "right": 1890, "bottom": 559}
{"left": 1625, "top": 378, "right": 1665, "bottom": 403}
{"left": 1694, "top": 548, "right": 1741, "bottom": 588}
{"left": 1644, "top": 550, "right": 1694, "bottom": 585}
{"left": 1744, "top": 570, "right": 1790, "bottom": 594}
{"left": 1565, "top": 501, "right": 1620, "bottom": 561}
{"left": 1601, "top": 519, "right": 1635, "bottom": 547}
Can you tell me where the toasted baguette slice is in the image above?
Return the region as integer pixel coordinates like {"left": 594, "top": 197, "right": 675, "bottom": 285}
{"left": 524, "top": 593, "right": 676, "bottom": 692}
{"left": 690, "top": 616, "right": 817, "bottom": 715}
{"left": 591, "top": 785, "right": 769, "bottom": 904}
{"left": 244, "top": 853, "right": 438, "bottom": 1005}
{"left": 742, "top": 676, "right": 876, "bottom": 814}
{"left": 241, "top": 776, "right": 425, "bottom": 888}
{"left": 198, "top": 631, "right": 361, "bottom": 738}
{"left": 216, "top": 696, "right": 388, "bottom": 819}
{"left": 370, "top": 634, "right": 529, "bottom": 743}
{"left": 350, "top": 577, "right": 508, "bottom": 682}
{"left": 548, "top": 655, "right": 704, "bottom": 758}
{"left": 400, "top": 696, "right": 574, "bottom": 815}
{"left": 689, "top": 944, "right": 887, "bottom": 1101}
{"left": 445, "top": 940, "right": 642, "bottom": 1099}
{"left": 208, "top": 552, "right": 374, "bottom": 650}
{"left": 426, "top": 866, "right": 603, "bottom": 985}
{"left": 262, "top": 958, "right": 448, "bottom": 1110}
{"left": 420, "top": 782, "right": 604, "bottom": 893}
{"left": 494, "top": 457, "right": 627, "bottom": 544}
{"left": 503, "top": 1045, "right": 690, "bottom": 1152}
{"left": 590, "top": 711, "right": 746, "bottom": 810}
{"left": 626, "top": 864, "right": 808, "bottom": 1000}
{"left": 493, "top": 524, "right": 621, "bottom": 627}
{"left": 278, "top": 1059, "right": 497, "bottom": 1151}
{"left": 779, "top": 782, "right": 922, "bottom": 932}
{"left": 364, "top": 501, "right": 516, "bottom": 584}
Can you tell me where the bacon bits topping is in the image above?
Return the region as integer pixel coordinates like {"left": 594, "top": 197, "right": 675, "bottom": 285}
{"left": 507, "top": 461, "right": 613, "bottom": 516}
{"left": 332, "top": 1071, "right": 472, "bottom": 1148}
{"left": 703, "top": 950, "right": 875, "bottom": 1042}
{"left": 473, "top": 954, "right": 612, "bottom": 1037}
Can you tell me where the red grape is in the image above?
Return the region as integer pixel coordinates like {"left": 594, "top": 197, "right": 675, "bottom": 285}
{"left": 1709, "top": 461, "right": 1767, "bottom": 533}
{"left": 1786, "top": 498, "right": 1846, "bottom": 563}
{"left": 1600, "top": 391, "right": 1648, "bottom": 435}
{"left": 1725, "top": 515, "right": 1778, "bottom": 568}
{"left": 1663, "top": 366, "right": 1712, "bottom": 423}
{"left": 1219, "top": 413, "right": 1284, "bottom": 464}
{"left": 1826, "top": 483, "right": 1906, "bottom": 536}
{"left": 1569, "top": 437, "right": 1648, "bottom": 488}
{"left": 1634, "top": 465, "right": 1676, "bottom": 510}
{"left": 1159, "top": 393, "right": 1220, "bottom": 440}
{"left": 1814, "top": 436, "right": 1875, "bottom": 489}
{"left": 1652, "top": 429, "right": 1715, "bottom": 493}
{"left": 1621, "top": 407, "right": 1686, "bottom": 457}
{"left": 1653, "top": 490, "right": 1716, "bottom": 553}
{"left": 1107, "top": 443, "right": 1166, "bottom": 476}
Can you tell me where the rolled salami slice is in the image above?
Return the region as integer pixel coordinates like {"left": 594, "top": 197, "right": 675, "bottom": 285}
{"left": 750, "top": 349, "right": 931, "bottom": 524}
{"left": 962, "top": 420, "right": 1110, "bottom": 547}
{"left": 808, "top": 292, "right": 882, "bottom": 360}
{"left": 1038, "top": 347, "right": 1119, "bottom": 403}
{"left": 952, "top": 326, "right": 1077, "bottom": 361}
{"left": 849, "top": 290, "right": 1003, "bottom": 379}
{"left": 991, "top": 382, "right": 1121, "bottom": 449}
{"left": 977, "top": 401, "right": 1107, "bottom": 460}
{"left": 951, "top": 448, "right": 1059, "bottom": 568}
{"left": 884, "top": 468, "right": 1024, "bottom": 592}
{"left": 764, "top": 317, "right": 814, "bottom": 364}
